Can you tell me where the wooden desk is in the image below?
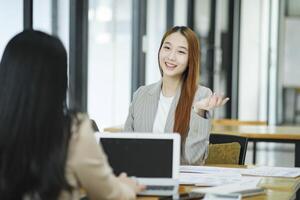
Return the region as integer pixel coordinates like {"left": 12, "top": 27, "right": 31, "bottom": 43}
{"left": 138, "top": 176, "right": 300, "bottom": 200}
{"left": 212, "top": 125, "right": 300, "bottom": 167}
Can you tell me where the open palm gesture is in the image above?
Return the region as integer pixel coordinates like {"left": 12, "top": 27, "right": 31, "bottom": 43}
{"left": 194, "top": 93, "right": 230, "bottom": 112}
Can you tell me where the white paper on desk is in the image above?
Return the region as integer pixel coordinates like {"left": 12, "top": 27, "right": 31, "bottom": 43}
{"left": 179, "top": 173, "right": 242, "bottom": 186}
{"left": 192, "top": 177, "right": 263, "bottom": 197}
{"left": 203, "top": 193, "right": 242, "bottom": 200}
{"left": 242, "top": 166, "right": 300, "bottom": 178}
{"left": 180, "top": 165, "right": 245, "bottom": 174}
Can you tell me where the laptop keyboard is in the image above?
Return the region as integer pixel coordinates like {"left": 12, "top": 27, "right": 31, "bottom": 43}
{"left": 146, "top": 185, "right": 174, "bottom": 191}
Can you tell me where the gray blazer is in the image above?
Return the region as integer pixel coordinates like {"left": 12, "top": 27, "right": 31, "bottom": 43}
{"left": 124, "top": 80, "right": 212, "bottom": 165}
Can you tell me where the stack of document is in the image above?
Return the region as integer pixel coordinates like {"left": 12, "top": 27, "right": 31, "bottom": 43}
{"left": 179, "top": 166, "right": 265, "bottom": 198}
{"left": 242, "top": 166, "right": 300, "bottom": 178}
{"left": 179, "top": 165, "right": 300, "bottom": 198}
{"left": 180, "top": 173, "right": 243, "bottom": 186}
{"left": 180, "top": 165, "right": 300, "bottom": 178}
{"left": 180, "top": 165, "right": 244, "bottom": 174}
{"left": 179, "top": 173, "right": 266, "bottom": 188}
{"left": 192, "top": 177, "right": 264, "bottom": 198}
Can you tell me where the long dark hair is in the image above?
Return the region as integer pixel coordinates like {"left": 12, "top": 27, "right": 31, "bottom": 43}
{"left": 158, "top": 26, "right": 200, "bottom": 138}
{"left": 0, "top": 30, "right": 72, "bottom": 199}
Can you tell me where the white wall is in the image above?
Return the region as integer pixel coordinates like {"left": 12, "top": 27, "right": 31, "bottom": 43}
{"left": 239, "top": 0, "right": 269, "bottom": 121}
{"left": 213, "top": 0, "right": 229, "bottom": 119}
{"left": 258, "top": 0, "right": 270, "bottom": 122}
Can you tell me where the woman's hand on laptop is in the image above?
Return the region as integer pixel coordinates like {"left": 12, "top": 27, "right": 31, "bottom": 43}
{"left": 118, "top": 172, "right": 146, "bottom": 193}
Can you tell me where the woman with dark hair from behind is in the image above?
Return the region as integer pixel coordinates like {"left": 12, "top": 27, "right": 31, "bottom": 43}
{"left": 0, "top": 30, "right": 144, "bottom": 200}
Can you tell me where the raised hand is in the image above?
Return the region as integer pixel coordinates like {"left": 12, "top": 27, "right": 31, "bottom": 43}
{"left": 193, "top": 93, "right": 230, "bottom": 114}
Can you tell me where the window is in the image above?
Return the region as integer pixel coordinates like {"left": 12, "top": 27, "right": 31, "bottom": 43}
{"left": 33, "top": 0, "right": 69, "bottom": 53}
{"left": 145, "top": 0, "right": 166, "bottom": 84}
{"left": 0, "top": 0, "right": 23, "bottom": 58}
{"left": 88, "top": 0, "right": 132, "bottom": 129}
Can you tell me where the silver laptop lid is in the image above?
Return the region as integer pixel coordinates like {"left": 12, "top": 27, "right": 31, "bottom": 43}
{"left": 98, "top": 133, "right": 180, "bottom": 179}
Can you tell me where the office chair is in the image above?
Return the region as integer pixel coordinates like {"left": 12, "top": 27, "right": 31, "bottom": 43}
{"left": 103, "top": 125, "right": 123, "bottom": 132}
{"left": 212, "top": 119, "right": 266, "bottom": 164}
{"left": 206, "top": 133, "right": 248, "bottom": 165}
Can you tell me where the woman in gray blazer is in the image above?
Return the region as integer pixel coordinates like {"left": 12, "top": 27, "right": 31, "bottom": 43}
{"left": 124, "top": 26, "right": 229, "bottom": 165}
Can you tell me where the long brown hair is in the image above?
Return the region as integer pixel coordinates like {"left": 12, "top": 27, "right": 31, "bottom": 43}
{"left": 158, "top": 26, "right": 200, "bottom": 138}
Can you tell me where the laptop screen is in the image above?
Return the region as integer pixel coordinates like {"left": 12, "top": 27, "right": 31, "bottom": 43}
{"left": 100, "top": 138, "right": 173, "bottom": 178}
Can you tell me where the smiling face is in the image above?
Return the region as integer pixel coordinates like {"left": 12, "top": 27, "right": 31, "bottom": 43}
{"left": 159, "top": 32, "right": 189, "bottom": 80}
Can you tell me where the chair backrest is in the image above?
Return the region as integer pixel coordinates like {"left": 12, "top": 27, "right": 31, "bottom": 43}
{"left": 208, "top": 133, "right": 248, "bottom": 165}
{"left": 103, "top": 125, "right": 123, "bottom": 132}
{"left": 206, "top": 142, "right": 241, "bottom": 165}
{"left": 212, "top": 119, "right": 267, "bottom": 126}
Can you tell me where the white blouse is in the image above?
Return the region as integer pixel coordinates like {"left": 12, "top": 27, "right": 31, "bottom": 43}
{"left": 153, "top": 91, "right": 174, "bottom": 133}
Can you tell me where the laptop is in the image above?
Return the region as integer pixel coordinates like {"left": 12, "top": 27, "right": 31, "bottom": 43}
{"left": 98, "top": 133, "right": 181, "bottom": 196}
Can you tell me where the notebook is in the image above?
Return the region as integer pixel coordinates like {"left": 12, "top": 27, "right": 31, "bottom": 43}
{"left": 98, "top": 133, "right": 181, "bottom": 196}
